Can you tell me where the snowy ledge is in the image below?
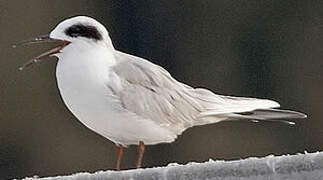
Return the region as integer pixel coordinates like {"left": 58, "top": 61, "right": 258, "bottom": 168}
{"left": 23, "top": 151, "right": 323, "bottom": 180}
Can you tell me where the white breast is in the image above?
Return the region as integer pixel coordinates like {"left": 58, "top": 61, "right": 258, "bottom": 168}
{"left": 55, "top": 44, "right": 177, "bottom": 146}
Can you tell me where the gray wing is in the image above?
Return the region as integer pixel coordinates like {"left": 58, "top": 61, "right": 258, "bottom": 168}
{"left": 110, "top": 51, "right": 205, "bottom": 133}
{"left": 109, "top": 51, "right": 305, "bottom": 134}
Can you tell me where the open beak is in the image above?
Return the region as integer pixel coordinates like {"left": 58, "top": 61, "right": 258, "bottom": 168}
{"left": 14, "top": 35, "right": 70, "bottom": 70}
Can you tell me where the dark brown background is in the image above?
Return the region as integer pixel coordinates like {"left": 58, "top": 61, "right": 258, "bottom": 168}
{"left": 1, "top": 0, "right": 322, "bottom": 179}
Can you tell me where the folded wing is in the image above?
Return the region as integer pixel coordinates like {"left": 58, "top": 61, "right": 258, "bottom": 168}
{"left": 111, "top": 51, "right": 306, "bottom": 135}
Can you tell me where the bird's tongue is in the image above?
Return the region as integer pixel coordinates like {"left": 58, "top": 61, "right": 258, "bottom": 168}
{"left": 13, "top": 35, "right": 70, "bottom": 70}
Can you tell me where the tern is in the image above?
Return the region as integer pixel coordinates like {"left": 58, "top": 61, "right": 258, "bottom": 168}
{"left": 17, "top": 16, "right": 306, "bottom": 170}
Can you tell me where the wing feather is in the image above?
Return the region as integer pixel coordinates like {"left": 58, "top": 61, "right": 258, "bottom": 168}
{"left": 109, "top": 51, "right": 304, "bottom": 135}
{"left": 111, "top": 51, "right": 202, "bottom": 133}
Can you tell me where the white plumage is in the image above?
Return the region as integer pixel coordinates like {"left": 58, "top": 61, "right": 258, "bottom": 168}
{"left": 49, "top": 16, "right": 306, "bottom": 146}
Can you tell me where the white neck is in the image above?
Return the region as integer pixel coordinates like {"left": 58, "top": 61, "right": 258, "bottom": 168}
{"left": 55, "top": 41, "right": 117, "bottom": 97}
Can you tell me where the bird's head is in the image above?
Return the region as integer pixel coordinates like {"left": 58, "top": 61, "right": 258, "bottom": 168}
{"left": 50, "top": 16, "right": 110, "bottom": 47}
{"left": 16, "top": 16, "right": 112, "bottom": 70}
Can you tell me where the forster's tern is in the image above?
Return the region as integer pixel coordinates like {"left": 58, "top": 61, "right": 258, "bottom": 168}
{"left": 17, "top": 16, "right": 306, "bottom": 170}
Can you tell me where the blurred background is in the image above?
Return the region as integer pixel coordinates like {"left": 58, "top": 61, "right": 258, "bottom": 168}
{"left": 1, "top": 0, "right": 322, "bottom": 179}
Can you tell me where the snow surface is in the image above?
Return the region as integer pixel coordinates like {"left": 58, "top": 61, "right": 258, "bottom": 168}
{"left": 22, "top": 151, "right": 323, "bottom": 180}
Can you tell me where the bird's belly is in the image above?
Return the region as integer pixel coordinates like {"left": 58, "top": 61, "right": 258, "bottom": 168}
{"left": 56, "top": 62, "right": 176, "bottom": 145}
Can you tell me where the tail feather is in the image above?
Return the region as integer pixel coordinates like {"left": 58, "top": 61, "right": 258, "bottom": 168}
{"left": 191, "top": 88, "right": 307, "bottom": 125}
{"left": 231, "top": 108, "right": 307, "bottom": 120}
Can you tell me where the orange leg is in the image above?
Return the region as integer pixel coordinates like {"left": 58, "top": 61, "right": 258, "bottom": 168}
{"left": 115, "top": 145, "right": 123, "bottom": 171}
{"left": 136, "top": 141, "right": 145, "bottom": 169}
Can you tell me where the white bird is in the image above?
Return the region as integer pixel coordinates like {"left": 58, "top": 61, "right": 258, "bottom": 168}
{"left": 17, "top": 16, "right": 306, "bottom": 170}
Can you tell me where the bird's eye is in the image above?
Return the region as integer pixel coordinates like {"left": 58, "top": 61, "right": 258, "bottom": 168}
{"left": 64, "top": 24, "right": 102, "bottom": 41}
{"left": 65, "top": 25, "right": 83, "bottom": 38}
